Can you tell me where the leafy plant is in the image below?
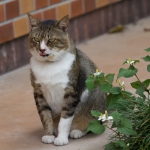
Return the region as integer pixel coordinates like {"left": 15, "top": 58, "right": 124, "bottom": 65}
{"left": 86, "top": 48, "right": 150, "bottom": 150}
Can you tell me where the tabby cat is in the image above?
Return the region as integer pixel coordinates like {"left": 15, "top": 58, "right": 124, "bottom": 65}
{"left": 28, "top": 13, "right": 106, "bottom": 146}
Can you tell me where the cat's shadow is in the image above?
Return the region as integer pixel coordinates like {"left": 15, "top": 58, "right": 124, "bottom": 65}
{"left": 28, "top": 127, "right": 44, "bottom": 141}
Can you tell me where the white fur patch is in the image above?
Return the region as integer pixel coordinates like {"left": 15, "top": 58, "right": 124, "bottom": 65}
{"left": 70, "top": 129, "right": 86, "bottom": 139}
{"left": 80, "top": 89, "right": 89, "bottom": 103}
{"left": 42, "top": 135, "right": 55, "bottom": 144}
{"left": 54, "top": 116, "right": 74, "bottom": 146}
{"left": 54, "top": 137, "right": 68, "bottom": 146}
{"left": 30, "top": 52, "right": 75, "bottom": 116}
{"left": 40, "top": 40, "right": 46, "bottom": 50}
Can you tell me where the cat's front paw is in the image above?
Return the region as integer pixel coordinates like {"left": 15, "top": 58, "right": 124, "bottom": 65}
{"left": 54, "top": 137, "right": 68, "bottom": 146}
{"left": 42, "top": 135, "right": 55, "bottom": 144}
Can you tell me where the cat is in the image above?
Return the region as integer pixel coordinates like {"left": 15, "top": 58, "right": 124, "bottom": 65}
{"left": 27, "top": 13, "right": 106, "bottom": 146}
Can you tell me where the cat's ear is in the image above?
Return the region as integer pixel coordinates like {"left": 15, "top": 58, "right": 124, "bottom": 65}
{"left": 27, "top": 13, "right": 40, "bottom": 30}
{"left": 56, "top": 15, "right": 69, "bottom": 32}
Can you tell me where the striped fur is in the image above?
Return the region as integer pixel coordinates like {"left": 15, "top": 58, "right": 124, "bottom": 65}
{"left": 28, "top": 13, "right": 107, "bottom": 146}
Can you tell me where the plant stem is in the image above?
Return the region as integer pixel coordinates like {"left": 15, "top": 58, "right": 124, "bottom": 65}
{"left": 104, "top": 125, "right": 121, "bottom": 140}
{"left": 135, "top": 74, "right": 148, "bottom": 90}
{"left": 104, "top": 77, "right": 111, "bottom": 85}
{"left": 135, "top": 74, "right": 144, "bottom": 86}
{"left": 135, "top": 74, "right": 150, "bottom": 94}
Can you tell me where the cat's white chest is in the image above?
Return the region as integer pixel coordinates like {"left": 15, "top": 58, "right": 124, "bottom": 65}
{"left": 30, "top": 52, "right": 75, "bottom": 116}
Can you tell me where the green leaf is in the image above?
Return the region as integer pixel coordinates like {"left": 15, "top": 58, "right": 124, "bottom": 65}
{"left": 115, "top": 140, "right": 126, "bottom": 147}
{"left": 112, "top": 119, "right": 122, "bottom": 128}
{"left": 136, "top": 97, "right": 145, "bottom": 105}
{"left": 145, "top": 47, "right": 150, "bottom": 52}
{"left": 107, "top": 94, "right": 123, "bottom": 110}
{"left": 99, "top": 76, "right": 107, "bottom": 85}
{"left": 117, "top": 98, "right": 134, "bottom": 110}
{"left": 91, "top": 110, "right": 101, "bottom": 117}
{"left": 110, "top": 111, "right": 122, "bottom": 121}
{"left": 131, "top": 81, "right": 141, "bottom": 89}
{"left": 106, "top": 74, "right": 115, "bottom": 84}
{"left": 121, "top": 91, "right": 132, "bottom": 96}
{"left": 121, "top": 118, "right": 132, "bottom": 128}
{"left": 87, "top": 120, "right": 105, "bottom": 134}
{"left": 136, "top": 86, "right": 146, "bottom": 98}
{"left": 100, "top": 84, "right": 112, "bottom": 93}
{"left": 85, "top": 77, "right": 95, "bottom": 92}
{"left": 143, "top": 79, "right": 150, "bottom": 88}
{"left": 99, "top": 72, "right": 105, "bottom": 77}
{"left": 142, "top": 55, "right": 150, "bottom": 62}
{"left": 147, "top": 64, "right": 150, "bottom": 72}
{"left": 117, "top": 65, "right": 138, "bottom": 79}
{"left": 108, "top": 102, "right": 121, "bottom": 111}
{"left": 106, "top": 93, "right": 113, "bottom": 107}
{"left": 105, "top": 142, "right": 117, "bottom": 150}
{"left": 131, "top": 79, "right": 150, "bottom": 89}
{"left": 118, "top": 118, "right": 137, "bottom": 135}
{"left": 133, "top": 60, "right": 140, "bottom": 65}
{"left": 123, "top": 60, "right": 127, "bottom": 65}
{"left": 118, "top": 127, "right": 137, "bottom": 135}
{"left": 108, "top": 98, "right": 133, "bottom": 111}
{"left": 110, "top": 87, "right": 121, "bottom": 95}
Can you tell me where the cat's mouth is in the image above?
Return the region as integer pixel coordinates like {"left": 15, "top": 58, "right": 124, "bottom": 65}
{"left": 39, "top": 52, "right": 50, "bottom": 57}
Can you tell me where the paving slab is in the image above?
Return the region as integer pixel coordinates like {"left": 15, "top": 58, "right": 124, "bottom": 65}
{"left": 0, "top": 17, "right": 150, "bottom": 150}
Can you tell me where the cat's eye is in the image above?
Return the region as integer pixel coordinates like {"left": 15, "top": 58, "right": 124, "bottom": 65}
{"left": 33, "top": 37, "right": 40, "bottom": 42}
{"left": 49, "top": 39, "right": 55, "bottom": 43}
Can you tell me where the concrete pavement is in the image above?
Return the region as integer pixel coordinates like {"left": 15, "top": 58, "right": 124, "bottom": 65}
{"left": 0, "top": 17, "right": 150, "bottom": 150}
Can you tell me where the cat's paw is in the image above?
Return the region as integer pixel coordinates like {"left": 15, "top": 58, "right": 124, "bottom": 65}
{"left": 69, "top": 129, "right": 86, "bottom": 139}
{"left": 54, "top": 137, "right": 68, "bottom": 146}
{"left": 42, "top": 135, "right": 55, "bottom": 144}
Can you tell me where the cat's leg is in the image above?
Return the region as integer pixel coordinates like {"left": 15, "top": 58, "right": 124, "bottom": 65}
{"left": 69, "top": 116, "right": 89, "bottom": 139}
{"left": 53, "top": 116, "right": 60, "bottom": 136}
{"left": 54, "top": 88, "right": 79, "bottom": 146}
{"left": 54, "top": 116, "right": 74, "bottom": 146}
{"left": 34, "top": 92, "right": 55, "bottom": 144}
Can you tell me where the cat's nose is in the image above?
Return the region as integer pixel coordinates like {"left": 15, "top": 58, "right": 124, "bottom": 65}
{"left": 40, "top": 49, "right": 46, "bottom": 53}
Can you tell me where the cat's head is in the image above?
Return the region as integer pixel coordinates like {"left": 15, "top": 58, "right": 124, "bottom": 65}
{"left": 28, "top": 13, "right": 70, "bottom": 62}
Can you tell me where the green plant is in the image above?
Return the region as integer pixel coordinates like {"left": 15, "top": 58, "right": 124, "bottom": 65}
{"left": 86, "top": 48, "right": 150, "bottom": 150}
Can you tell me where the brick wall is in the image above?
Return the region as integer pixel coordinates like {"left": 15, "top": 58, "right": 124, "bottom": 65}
{"left": 0, "top": 0, "right": 150, "bottom": 75}
{"left": 0, "top": 0, "right": 120, "bottom": 45}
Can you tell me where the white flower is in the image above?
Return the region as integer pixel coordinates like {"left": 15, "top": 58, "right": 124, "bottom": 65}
{"left": 98, "top": 114, "right": 113, "bottom": 122}
{"left": 127, "top": 143, "right": 130, "bottom": 146}
{"left": 93, "top": 69, "right": 102, "bottom": 77}
{"left": 126, "top": 58, "right": 135, "bottom": 65}
{"left": 121, "top": 81, "right": 124, "bottom": 86}
{"left": 98, "top": 111, "right": 113, "bottom": 122}
{"left": 117, "top": 79, "right": 125, "bottom": 87}
{"left": 127, "top": 60, "right": 135, "bottom": 64}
